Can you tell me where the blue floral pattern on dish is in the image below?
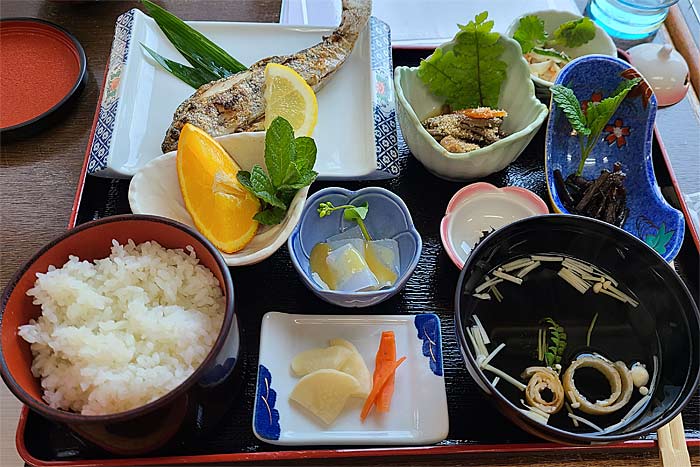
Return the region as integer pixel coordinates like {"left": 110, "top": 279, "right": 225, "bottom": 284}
{"left": 545, "top": 55, "right": 684, "bottom": 262}
{"left": 87, "top": 9, "right": 135, "bottom": 175}
{"left": 254, "top": 364, "right": 281, "bottom": 441}
{"left": 414, "top": 314, "right": 443, "bottom": 377}
{"left": 369, "top": 17, "right": 400, "bottom": 179}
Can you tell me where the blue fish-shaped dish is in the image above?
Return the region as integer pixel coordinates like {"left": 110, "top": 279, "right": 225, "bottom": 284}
{"left": 545, "top": 54, "right": 684, "bottom": 262}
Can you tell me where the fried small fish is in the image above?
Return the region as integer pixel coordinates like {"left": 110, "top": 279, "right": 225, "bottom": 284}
{"left": 422, "top": 107, "right": 507, "bottom": 146}
{"left": 162, "top": 0, "right": 371, "bottom": 152}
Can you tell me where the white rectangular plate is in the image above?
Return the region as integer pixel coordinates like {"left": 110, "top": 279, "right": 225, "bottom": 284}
{"left": 253, "top": 312, "right": 448, "bottom": 446}
{"left": 86, "top": 9, "right": 399, "bottom": 180}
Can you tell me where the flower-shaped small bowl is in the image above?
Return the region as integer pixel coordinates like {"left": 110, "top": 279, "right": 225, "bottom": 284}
{"left": 440, "top": 183, "right": 549, "bottom": 268}
{"left": 505, "top": 10, "right": 617, "bottom": 100}
{"left": 545, "top": 55, "right": 684, "bottom": 262}
{"left": 287, "top": 187, "right": 422, "bottom": 308}
{"left": 129, "top": 132, "right": 308, "bottom": 267}
{"left": 394, "top": 35, "right": 548, "bottom": 181}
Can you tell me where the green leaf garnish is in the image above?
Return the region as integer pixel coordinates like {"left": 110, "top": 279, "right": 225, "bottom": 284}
{"left": 417, "top": 11, "right": 507, "bottom": 109}
{"left": 254, "top": 207, "right": 287, "bottom": 225}
{"left": 317, "top": 201, "right": 372, "bottom": 241}
{"left": 550, "top": 17, "right": 596, "bottom": 49}
{"left": 141, "top": 0, "right": 246, "bottom": 87}
{"left": 236, "top": 117, "right": 318, "bottom": 225}
{"left": 249, "top": 166, "right": 286, "bottom": 209}
{"left": 264, "top": 117, "right": 297, "bottom": 187}
{"left": 513, "top": 15, "right": 547, "bottom": 54}
{"left": 513, "top": 15, "right": 595, "bottom": 61}
{"left": 141, "top": 44, "right": 219, "bottom": 88}
{"left": 539, "top": 317, "right": 567, "bottom": 367}
{"left": 551, "top": 77, "right": 641, "bottom": 176}
{"left": 550, "top": 85, "right": 590, "bottom": 136}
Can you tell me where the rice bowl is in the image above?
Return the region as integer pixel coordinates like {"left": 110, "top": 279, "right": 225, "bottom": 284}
{"left": 17, "top": 239, "right": 225, "bottom": 416}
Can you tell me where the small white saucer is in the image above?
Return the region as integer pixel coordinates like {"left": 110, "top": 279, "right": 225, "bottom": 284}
{"left": 128, "top": 132, "right": 308, "bottom": 267}
{"left": 440, "top": 183, "right": 549, "bottom": 268}
{"left": 252, "top": 312, "right": 449, "bottom": 446}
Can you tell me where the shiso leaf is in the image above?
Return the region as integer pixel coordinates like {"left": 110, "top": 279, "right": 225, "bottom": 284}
{"left": 417, "top": 11, "right": 507, "bottom": 108}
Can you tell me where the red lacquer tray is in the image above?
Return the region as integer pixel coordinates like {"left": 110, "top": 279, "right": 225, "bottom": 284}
{"left": 14, "top": 46, "right": 700, "bottom": 466}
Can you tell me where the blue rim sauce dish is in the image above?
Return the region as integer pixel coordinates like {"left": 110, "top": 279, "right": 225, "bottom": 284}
{"left": 545, "top": 54, "right": 684, "bottom": 262}
{"left": 287, "top": 187, "right": 422, "bottom": 308}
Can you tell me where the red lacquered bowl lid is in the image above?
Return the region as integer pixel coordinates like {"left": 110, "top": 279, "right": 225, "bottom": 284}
{"left": 0, "top": 18, "right": 86, "bottom": 133}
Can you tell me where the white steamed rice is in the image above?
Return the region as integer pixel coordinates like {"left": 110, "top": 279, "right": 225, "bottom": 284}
{"left": 18, "top": 239, "right": 225, "bottom": 416}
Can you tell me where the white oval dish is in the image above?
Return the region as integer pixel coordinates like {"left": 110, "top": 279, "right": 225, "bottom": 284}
{"left": 128, "top": 132, "right": 309, "bottom": 267}
{"left": 505, "top": 10, "right": 617, "bottom": 99}
{"left": 440, "top": 183, "right": 549, "bottom": 268}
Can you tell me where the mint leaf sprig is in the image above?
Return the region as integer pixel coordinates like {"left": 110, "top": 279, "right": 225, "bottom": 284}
{"left": 551, "top": 77, "right": 641, "bottom": 177}
{"left": 513, "top": 15, "right": 596, "bottom": 62}
{"left": 318, "top": 202, "right": 372, "bottom": 241}
{"left": 237, "top": 117, "right": 318, "bottom": 225}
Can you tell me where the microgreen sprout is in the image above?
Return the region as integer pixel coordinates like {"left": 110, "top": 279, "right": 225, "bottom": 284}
{"left": 317, "top": 201, "right": 372, "bottom": 241}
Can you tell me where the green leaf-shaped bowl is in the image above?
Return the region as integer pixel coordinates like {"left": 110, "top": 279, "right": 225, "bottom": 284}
{"left": 394, "top": 35, "right": 548, "bottom": 181}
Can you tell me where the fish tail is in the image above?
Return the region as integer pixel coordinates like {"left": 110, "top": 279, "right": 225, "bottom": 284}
{"left": 336, "top": 0, "right": 371, "bottom": 38}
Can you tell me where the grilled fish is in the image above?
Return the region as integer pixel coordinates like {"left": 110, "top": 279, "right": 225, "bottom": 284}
{"left": 162, "top": 0, "right": 372, "bottom": 152}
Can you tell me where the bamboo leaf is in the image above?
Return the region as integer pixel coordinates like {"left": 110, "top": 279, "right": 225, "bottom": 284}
{"left": 141, "top": 44, "right": 218, "bottom": 88}
{"left": 142, "top": 0, "right": 246, "bottom": 80}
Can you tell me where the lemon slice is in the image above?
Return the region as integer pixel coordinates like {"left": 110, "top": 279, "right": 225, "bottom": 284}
{"left": 264, "top": 63, "right": 318, "bottom": 136}
{"left": 176, "top": 124, "right": 260, "bottom": 253}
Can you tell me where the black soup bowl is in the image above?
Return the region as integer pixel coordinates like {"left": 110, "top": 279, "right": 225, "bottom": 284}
{"left": 455, "top": 214, "right": 699, "bottom": 445}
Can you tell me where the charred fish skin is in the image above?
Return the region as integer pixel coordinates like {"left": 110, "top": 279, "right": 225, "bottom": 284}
{"left": 161, "top": 0, "right": 372, "bottom": 152}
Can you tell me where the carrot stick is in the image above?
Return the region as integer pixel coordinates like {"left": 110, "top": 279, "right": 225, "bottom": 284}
{"left": 375, "top": 331, "right": 397, "bottom": 412}
{"left": 360, "top": 356, "right": 406, "bottom": 422}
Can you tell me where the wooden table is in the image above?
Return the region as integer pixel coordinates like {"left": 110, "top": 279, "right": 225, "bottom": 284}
{"left": 0, "top": 2, "right": 698, "bottom": 466}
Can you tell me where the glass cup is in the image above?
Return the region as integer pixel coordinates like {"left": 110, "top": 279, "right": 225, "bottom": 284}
{"left": 586, "top": 0, "right": 680, "bottom": 44}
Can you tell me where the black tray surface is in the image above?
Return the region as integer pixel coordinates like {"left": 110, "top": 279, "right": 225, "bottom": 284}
{"left": 20, "top": 50, "right": 700, "bottom": 463}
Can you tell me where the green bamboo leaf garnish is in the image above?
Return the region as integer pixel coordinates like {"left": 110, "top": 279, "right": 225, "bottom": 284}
{"left": 141, "top": 44, "right": 219, "bottom": 88}
{"left": 141, "top": 0, "right": 247, "bottom": 86}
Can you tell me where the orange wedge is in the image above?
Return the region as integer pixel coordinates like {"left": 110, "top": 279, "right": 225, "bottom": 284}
{"left": 176, "top": 124, "right": 260, "bottom": 253}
